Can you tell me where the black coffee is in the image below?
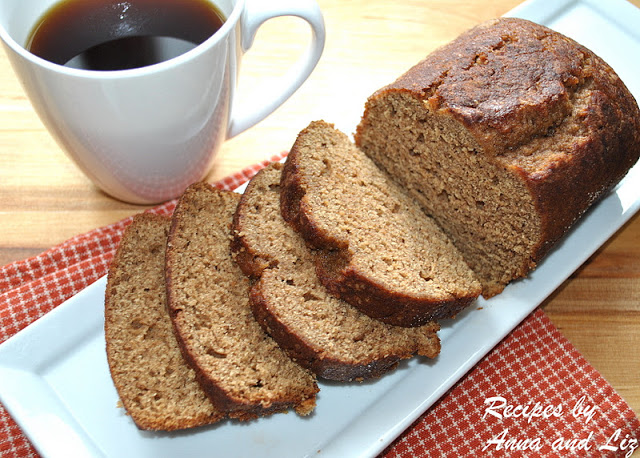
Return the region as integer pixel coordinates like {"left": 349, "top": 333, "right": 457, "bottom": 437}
{"left": 26, "top": 0, "right": 225, "bottom": 71}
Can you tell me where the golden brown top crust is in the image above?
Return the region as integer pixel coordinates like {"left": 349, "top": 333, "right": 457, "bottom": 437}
{"left": 382, "top": 17, "right": 640, "bottom": 156}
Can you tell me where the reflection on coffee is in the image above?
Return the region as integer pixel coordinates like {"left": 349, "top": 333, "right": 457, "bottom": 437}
{"left": 26, "top": 0, "right": 225, "bottom": 71}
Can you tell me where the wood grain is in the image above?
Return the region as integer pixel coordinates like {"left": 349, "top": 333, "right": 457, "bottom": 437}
{"left": 0, "top": 0, "right": 638, "bottom": 418}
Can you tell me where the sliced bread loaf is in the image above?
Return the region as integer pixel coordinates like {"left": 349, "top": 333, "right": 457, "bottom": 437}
{"left": 280, "top": 121, "right": 481, "bottom": 327}
{"left": 232, "top": 163, "right": 441, "bottom": 381}
{"left": 105, "top": 213, "right": 224, "bottom": 430}
{"left": 355, "top": 17, "right": 640, "bottom": 297}
{"left": 165, "top": 182, "right": 318, "bottom": 419}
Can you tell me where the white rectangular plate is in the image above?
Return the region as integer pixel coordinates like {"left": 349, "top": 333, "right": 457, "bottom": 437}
{"left": 2, "top": 0, "right": 640, "bottom": 456}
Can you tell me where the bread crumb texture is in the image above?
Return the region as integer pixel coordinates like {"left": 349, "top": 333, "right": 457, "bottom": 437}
{"left": 281, "top": 121, "right": 481, "bottom": 326}
{"left": 104, "top": 213, "right": 223, "bottom": 431}
{"left": 165, "top": 182, "right": 318, "bottom": 419}
{"left": 233, "top": 163, "right": 440, "bottom": 381}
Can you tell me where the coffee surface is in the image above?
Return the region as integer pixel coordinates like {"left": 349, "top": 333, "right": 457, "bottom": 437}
{"left": 27, "top": 0, "right": 225, "bottom": 70}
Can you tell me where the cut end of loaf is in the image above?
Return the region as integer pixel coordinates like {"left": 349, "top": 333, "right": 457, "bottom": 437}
{"left": 357, "top": 17, "right": 640, "bottom": 297}
{"left": 356, "top": 91, "right": 540, "bottom": 298}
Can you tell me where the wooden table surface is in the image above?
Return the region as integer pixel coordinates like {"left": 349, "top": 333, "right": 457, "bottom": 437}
{"left": 1, "top": 0, "right": 638, "bottom": 420}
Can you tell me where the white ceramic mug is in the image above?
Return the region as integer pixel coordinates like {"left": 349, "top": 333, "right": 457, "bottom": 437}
{"left": 0, "top": 0, "right": 325, "bottom": 204}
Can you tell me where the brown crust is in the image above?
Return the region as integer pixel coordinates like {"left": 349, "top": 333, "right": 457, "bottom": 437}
{"left": 523, "top": 80, "right": 640, "bottom": 263}
{"left": 358, "top": 17, "right": 640, "bottom": 294}
{"left": 250, "top": 279, "right": 441, "bottom": 376}
{"left": 249, "top": 281, "right": 403, "bottom": 381}
{"left": 280, "top": 122, "right": 479, "bottom": 326}
{"left": 314, "top": 248, "right": 476, "bottom": 326}
{"left": 378, "top": 18, "right": 621, "bottom": 153}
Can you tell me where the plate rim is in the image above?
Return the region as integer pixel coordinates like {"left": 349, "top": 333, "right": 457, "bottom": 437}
{"left": 2, "top": 0, "right": 640, "bottom": 456}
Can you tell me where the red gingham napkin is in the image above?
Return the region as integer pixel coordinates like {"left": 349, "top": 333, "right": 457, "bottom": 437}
{"left": 1, "top": 153, "right": 639, "bottom": 457}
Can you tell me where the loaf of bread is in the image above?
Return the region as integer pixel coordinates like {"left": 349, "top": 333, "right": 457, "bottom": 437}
{"left": 232, "top": 162, "right": 441, "bottom": 381}
{"left": 355, "top": 17, "right": 640, "bottom": 297}
{"left": 104, "top": 16, "right": 640, "bottom": 431}
{"left": 165, "top": 182, "right": 318, "bottom": 419}
{"left": 281, "top": 121, "right": 482, "bottom": 327}
{"left": 104, "top": 213, "right": 224, "bottom": 430}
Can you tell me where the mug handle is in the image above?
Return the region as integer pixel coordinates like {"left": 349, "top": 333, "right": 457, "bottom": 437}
{"left": 227, "top": 0, "right": 326, "bottom": 138}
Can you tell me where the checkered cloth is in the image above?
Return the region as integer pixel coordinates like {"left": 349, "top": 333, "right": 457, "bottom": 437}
{"left": 1, "top": 153, "right": 638, "bottom": 457}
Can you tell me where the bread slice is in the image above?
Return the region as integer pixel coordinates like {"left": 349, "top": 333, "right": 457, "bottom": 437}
{"left": 165, "top": 182, "right": 318, "bottom": 419}
{"left": 280, "top": 121, "right": 481, "bottom": 327}
{"left": 355, "top": 17, "right": 640, "bottom": 297}
{"left": 105, "top": 213, "right": 224, "bottom": 430}
{"left": 232, "top": 163, "right": 441, "bottom": 381}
